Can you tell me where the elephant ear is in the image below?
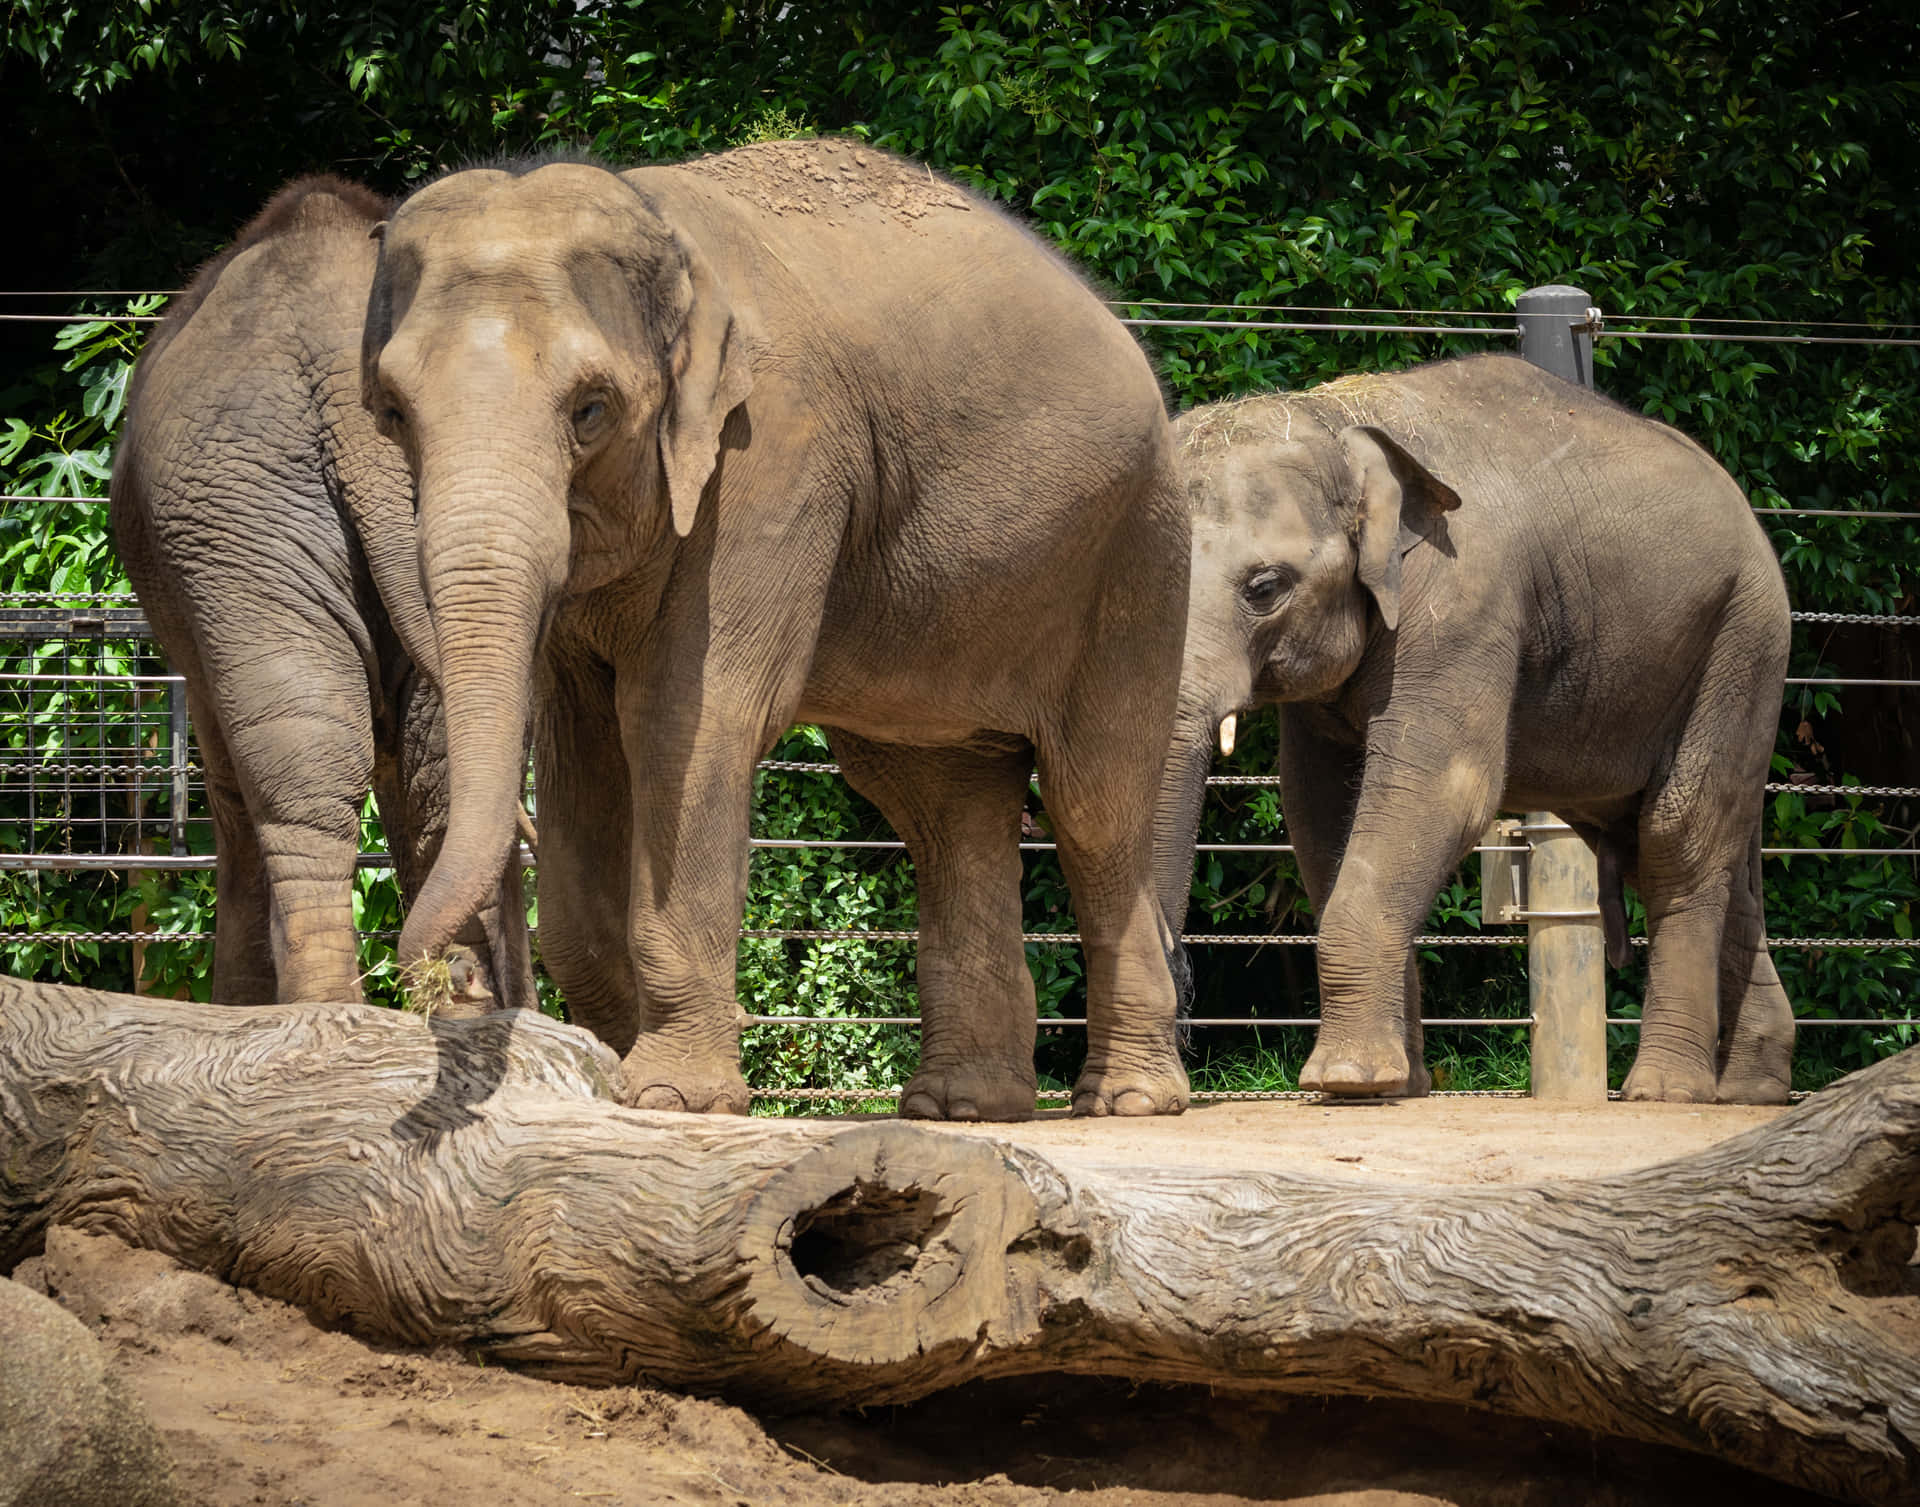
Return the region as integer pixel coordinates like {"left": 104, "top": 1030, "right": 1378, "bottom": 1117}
{"left": 1341, "top": 425, "right": 1461, "bottom": 633}
{"left": 657, "top": 233, "right": 755, "bottom": 539}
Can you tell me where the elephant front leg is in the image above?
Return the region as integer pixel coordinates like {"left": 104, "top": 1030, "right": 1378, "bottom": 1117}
{"left": 615, "top": 675, "right": 789, "bottom": 1116}
{"left": 525, "top": 652, "right": 639, "bottom": 1052}
{"left": 831, "top": 733, "right": 1039, "bottom": 1122}
{"left": 1278, "top": 712, "right": 1427, "bottom": 1097}
{"left": 1300, "top": 714, "right": 1507, "bottom": 1098}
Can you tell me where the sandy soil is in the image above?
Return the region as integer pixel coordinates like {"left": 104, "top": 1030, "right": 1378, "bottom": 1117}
{"left": 935, "top": 1095, "right": 1790, "bottom": 1183}
{"left": 9, "top": 1098, "right": 1839, "bottom": 1507}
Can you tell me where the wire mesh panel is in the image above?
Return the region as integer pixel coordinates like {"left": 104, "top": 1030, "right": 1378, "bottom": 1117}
{"left": 0, "top": 609, "right": 194, "bottom": 860}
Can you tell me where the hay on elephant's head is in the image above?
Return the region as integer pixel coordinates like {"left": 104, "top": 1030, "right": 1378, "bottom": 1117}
{"left": 1176, "top": 372, "right": 1422, "bottom": 477}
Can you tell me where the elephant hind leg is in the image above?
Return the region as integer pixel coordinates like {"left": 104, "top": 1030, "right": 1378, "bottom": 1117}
{"left": 209, "top": 647, "right": 375, "bottom": 1006}
{"left": 1715, "top": 827, "right": 1794, "bottom": 1104}
{"left": 1625, "top": 633, "right": 1784, "bottom": 1102}
{"left": 1035, "top": 732, "right": 1190, "bottom": 1120}
{"left": 193, "top": 692, "right": 277, "bottom": 1005}
{"left": 831, "top": 732, "right": 1039, "bottom": 1123}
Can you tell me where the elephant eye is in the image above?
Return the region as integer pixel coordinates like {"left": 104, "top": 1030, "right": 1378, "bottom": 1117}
{"left": 379, "top": 403, "right": 406, "bottom": 431}
{"left": 1241, "top": 566, "right": 1294, "bottom": 614}
{"left": 572, "top": 394, "right": 610, "bottom": 439}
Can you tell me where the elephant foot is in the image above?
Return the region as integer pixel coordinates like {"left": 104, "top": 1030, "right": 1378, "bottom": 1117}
{"left": 616, "top": 1040, "right": 751, "bottom": 1115}
{"left": 899, "top": 1064, "right": 1037, "bottom": 1123}
{"left": 1071, "top": 1056, "right": 1189, "bottom": 1117}
{"left": 1714, "top": 1065, "right": 1792, "bottom": 1105}
{"left": 1299, "top": 1036, "right": 1410, "bottom": 1097}
{"left": 1620, "top": 1055, "right": 1717, "bottom": 1103}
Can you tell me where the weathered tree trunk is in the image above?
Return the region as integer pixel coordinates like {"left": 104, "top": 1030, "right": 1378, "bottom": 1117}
{"left": 2, "top": 978, "right": 1916, "bottom": 1505}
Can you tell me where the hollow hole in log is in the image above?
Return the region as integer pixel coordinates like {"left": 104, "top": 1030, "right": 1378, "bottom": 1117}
{"left": 788, "top": 1179, "right": 951, "bottom": 1296}
{"left": 1830, "top": 1218, "right": 1920, "bottom": 1299}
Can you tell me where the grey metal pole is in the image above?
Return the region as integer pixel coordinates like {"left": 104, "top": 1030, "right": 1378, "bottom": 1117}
{"left": 169, "top": 682, "right": 189, "bottom": 858}
{"left": 1516, "top": 284, "right": 1596, "bottom": 385}
{"left": 1516, "top": 285, "right": 1608, "bottom": 1102}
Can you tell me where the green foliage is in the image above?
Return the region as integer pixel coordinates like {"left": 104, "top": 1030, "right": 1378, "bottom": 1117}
{"left": 3, "top": 0, "right": 1916, "bottom": 1094}
{"left": 736, "top": 726, "right": 922, "bottom": 1094}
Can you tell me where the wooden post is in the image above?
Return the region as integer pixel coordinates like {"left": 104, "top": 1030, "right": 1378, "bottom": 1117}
{"left": 1515, "top": 286, "right": 1610, "bottom": 1100}
{"left": 1522, "top": 816, "right": 1607, "bottom": 1101}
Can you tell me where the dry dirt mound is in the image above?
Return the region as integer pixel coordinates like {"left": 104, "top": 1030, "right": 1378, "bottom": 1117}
{"left": 6, "top": 1226, "right": 1825, "bottom": 1507}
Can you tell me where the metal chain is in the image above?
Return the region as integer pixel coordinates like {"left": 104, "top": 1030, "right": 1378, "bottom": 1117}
{"left": 741, "top": 928, "right": 1525, "bottom": 946}
{"left": 0, "top": 591, "right": 134, "bottom": 601}
{"left": 12, "top": 929, "right": 1903, "bottom": 948}
{"left": 748, "top": 1085, "right": 1538, "bottom": 1102}
{"left": 0, "top": 762, "right": 197, "bottom": 778}
{"left": 0, "top": 930, "right": 214, "bottom": 943}
{"left": 1755, "top": 937, "right": 1917, "bottom": 949}
{"left": 1767, "top": 782, "right": 1920, "bottom": 797}
{"left": 1791, "top": 611, "right": 1920, "bottom": 626}
{"left": 750, "top": 1084, "right": 1812, "bottom": 1102}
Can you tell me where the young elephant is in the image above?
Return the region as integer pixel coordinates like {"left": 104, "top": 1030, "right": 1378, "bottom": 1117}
{"left": 363, "top": 141, "right": 1191, "bottom": 1119}
{"left": 1157, "top": 355, "right": 1793, "bottom": 1103}
{"left": 111, "top": 177, "right": 533, "bottom": 1010}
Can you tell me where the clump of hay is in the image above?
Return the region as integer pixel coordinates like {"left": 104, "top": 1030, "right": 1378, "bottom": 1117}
{"left": 1176, "top": 372, "right": 1426, "bottom": 476}
{"left": 399, "top": 955, "right": 457, "bottom": 1021}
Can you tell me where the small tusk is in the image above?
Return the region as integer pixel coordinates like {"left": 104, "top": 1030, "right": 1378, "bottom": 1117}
{"left": 1218, "top": 713, "right": 1237, "bottom": 758}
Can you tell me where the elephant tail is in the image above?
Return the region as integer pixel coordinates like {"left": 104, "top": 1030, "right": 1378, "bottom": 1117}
{"left": 1596, "top": 837, "right": 1634, "bottom": 971}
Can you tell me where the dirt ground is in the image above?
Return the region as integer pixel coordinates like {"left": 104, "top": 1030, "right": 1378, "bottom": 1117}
{"left": 11, "top": 1098, "right": 1836, "bottom": 1507}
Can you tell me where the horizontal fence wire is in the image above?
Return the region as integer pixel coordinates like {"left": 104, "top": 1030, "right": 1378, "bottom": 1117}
{"left": 18, "top": 290, "right": 1920, "bottom": 334}
{"left": 1110, "top": 316, "right": 1920, "bottom": 349}
{"left": 9, "top": 841, "right": 1917, "bottom": 871}
{"left": 4, "top": 296, "right": 1914, "bottom": 1074}
{"left": 0, "top": 312, "right": 167, "bottom": 323}
{"left": 8, "top": 496, "right": 1920, "bottom": 521}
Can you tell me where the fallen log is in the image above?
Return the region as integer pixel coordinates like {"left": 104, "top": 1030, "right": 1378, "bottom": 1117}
{"left": 1, "top": 978, "right": 1915, "bottom": 1504}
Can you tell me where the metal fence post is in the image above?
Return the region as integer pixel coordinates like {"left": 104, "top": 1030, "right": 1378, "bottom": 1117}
{"left": 168, "top": 680, "right": 189, "bottom": 858}
{"left": 1516, "top": 285, "right": 1609, "bottom": 1102}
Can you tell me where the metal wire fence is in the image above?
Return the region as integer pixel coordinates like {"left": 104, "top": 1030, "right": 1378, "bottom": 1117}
{"left": 2, "top": 294, "right": 1915, "bottom": 1104}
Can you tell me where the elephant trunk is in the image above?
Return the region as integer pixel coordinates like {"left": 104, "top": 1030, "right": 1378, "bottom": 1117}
{"left": 395, "top": 433, "right": 569, "bottom": 976}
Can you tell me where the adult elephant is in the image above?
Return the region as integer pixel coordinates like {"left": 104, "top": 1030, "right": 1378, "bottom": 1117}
{"left": 111, "top": 176, "right": 533, "bottom": 1011}
{"left": 362, "top": 140, "right": 1190, "bottom": 1120}
{"left": 1156, "top": 355, "right": 1793, "bottom": 1104}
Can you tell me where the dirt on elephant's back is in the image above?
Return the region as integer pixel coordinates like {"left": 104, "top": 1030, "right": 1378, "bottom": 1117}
{"left": 679, "top": 137, "right": 977, "bottom": 224}
{"left": 9, "top": 1099, "right": 1839, "bottom": 1507}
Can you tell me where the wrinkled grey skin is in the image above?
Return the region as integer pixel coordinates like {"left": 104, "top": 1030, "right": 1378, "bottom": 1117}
{"left": 361, "top": 141, "right": 1191, "bottom": 1119}
{"left": 110, "top": 177, "right": 533, "bottom": 1010}
{"left": 1157, "top": 355, "right": 1793, "bottom": 1104}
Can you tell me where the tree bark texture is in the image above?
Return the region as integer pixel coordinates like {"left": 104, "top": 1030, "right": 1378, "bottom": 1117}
{"left": 2, "top": 978, "right": 1916, "bottom": 1504}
